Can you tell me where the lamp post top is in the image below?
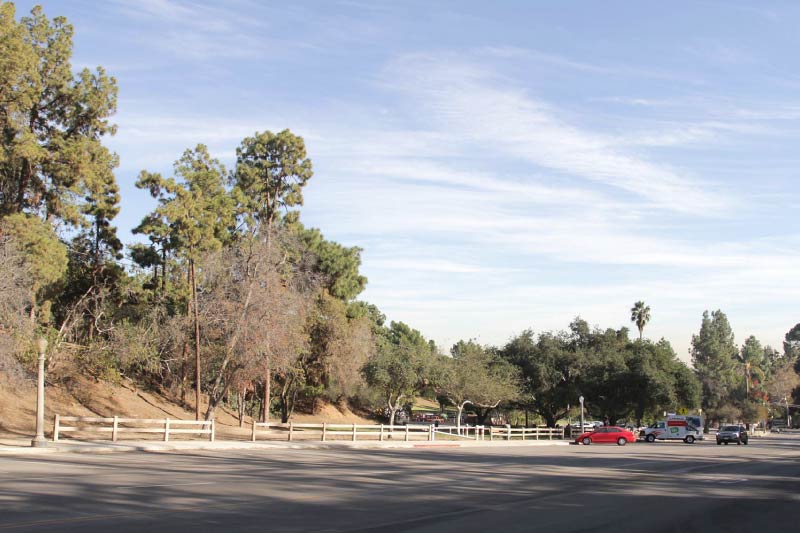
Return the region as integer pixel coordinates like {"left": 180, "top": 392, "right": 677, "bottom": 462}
{"left": 579, "top": 395, "right": 584, "bottom": 404}
{"left": 36, "top": 337, "right": 48, "bottom": 354}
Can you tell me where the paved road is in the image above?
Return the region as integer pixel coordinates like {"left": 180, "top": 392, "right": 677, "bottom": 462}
{"left": 1, "top": 436, "right": 798, "bottom": 532}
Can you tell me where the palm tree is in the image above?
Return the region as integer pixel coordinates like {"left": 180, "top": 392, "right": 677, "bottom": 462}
{"left": 630, "top": 301, "right": 651, "bottom": 341}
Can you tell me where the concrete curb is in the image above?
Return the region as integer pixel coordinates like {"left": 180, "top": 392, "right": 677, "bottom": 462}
{"left": 0, "top": 438, "right": 571, "bottom": 455}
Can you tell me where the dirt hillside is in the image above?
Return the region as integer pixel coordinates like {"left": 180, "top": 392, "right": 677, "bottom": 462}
{"left": 0, "top": 376, "right": 372, "bottom": 442}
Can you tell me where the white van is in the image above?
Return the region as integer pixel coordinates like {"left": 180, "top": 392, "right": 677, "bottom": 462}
{"left": 642, "top": 416, "right": 701, "bottom": 444}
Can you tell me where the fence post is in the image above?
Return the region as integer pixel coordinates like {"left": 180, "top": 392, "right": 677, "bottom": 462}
{"left": 164, "top": 418, "right": 170, "bottom": 442}
{"left": 380, "top": 424, "right": 385, "bottom": 442}
{"left": 53, "top": 414, "right": 60, "bottom": 442}
{"left": 405, "top": 424, "right": 410, "bottom": 442}
{"left": 522, "top": 427, "right": 526, "bottom": 441}
{"left": 430, "top": 425, "right": 435, "bottom": 442}
{"left": 490, "top": 427, "right": 493, "bottom": 441}
{"left": 322, "top": 423, "right": 328, "bottom": 442}
{"left": 536, "top": 427, "right": 540, "bottom": 441}
{"left": 252, "top": 421, "right": 257, "bottom": 442}
{"left": 352, "top": 423, "right": 357, "bottom": 442}
{"left": 288, "top": 422, "right": 293, "bottom": 442}
{"left": 507, "top": 425, "right": 511, "bottom": 440}
{"left": 112, "top": 416, "right": 119, "bottom": 442}
{"left": 210, "top": 419, "right": 215, "bottom": 442}
{"left": 549, "top": 428, "right": 552, "bottom": 441}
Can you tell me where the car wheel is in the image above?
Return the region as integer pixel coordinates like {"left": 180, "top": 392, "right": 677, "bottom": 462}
{"left": 737, "top": 439, "right": 741, "bottom": 445}
{"left": 743, "top": 439, "right": 748, "bottom": 445}
{"left": 582, "top": 437, "right": 591, "bottom": 445}
{"left": 685, "top": 435, "right": 695, "bottom": 444}
{"left": 645, "top": 434, "right": 656, "bottom": 443}
{"left": 717, "top": 441, "right": 722, "bottom": 445}
{"left": 724, "top": 442, "right": 728, "bottom": 445}
{"left": 617, "top": 437, "right": 627, "bottom": 446}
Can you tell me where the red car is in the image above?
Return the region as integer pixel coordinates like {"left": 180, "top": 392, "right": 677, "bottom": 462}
{"left": 575, "top": 426, "right": 636, "bottom": 446}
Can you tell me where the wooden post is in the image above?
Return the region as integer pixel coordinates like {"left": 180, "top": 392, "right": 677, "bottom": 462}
{"left": 549, "top": 428, "right": 552, "bottom": 441}
{"left": 429, "top": 424, "right": 434, "bottom": 441}
{"left": 507, "top": 425, "right": 511, "bottom": 440}
{"left": 380, "top": 424, "right": 385, "bottom": 442}
{"left": 536, "top": 428, "right": 540, "bottom": 441}
{"left": 53, "top": 414, "right": 60, "bottom": 442}
{"left": 252, "top": 421, "right": 257, "bottom": 442}
{"left": 490, "top": 427, "right": 493, "bottom": 441}
{"left": 112, "top": 416, "right": 119, "bottom": 442}
{"left": 288, "top": 422, "right": 293, "bottom": 442}
{"left": 210, "top": 419, "right": 215, "bottom": 442}
{"left": 352, "top": 423, "right": 357, "bottom": 442}
{"left": 522, "top": 428, "right": 526, "bottom": 441}
{"left": 322, "top": 423, "right": 328, "bottom": 442}
{"left": 164, "top": 418, "right": 170, "bottom": 442}
{"left": 405, "top": 425, "right": 410, "bottom": 442}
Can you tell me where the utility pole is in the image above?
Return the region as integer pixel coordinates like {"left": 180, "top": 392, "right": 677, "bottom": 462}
{"left": 579, "top": 395, "right": 585, "bottom": 432}
{"left": 31, "top": 338, "right": 48, "bottom": 447}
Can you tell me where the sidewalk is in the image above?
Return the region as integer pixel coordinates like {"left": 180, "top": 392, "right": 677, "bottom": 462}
{"left": 0, "top": 437, "right": 570, "bottom": 455}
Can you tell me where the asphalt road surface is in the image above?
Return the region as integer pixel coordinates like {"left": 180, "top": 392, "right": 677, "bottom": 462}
{"left": 1, "top": 435, "right": 799, "bottom": 532}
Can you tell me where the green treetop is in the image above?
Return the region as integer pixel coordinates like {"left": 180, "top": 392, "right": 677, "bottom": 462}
{"left": 0, "top": 3, "right": 118, "bottom": 227}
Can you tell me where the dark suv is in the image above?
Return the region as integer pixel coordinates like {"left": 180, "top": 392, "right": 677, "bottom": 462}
{"left": 716, "top": 425, "right": 748, "bottom": 445}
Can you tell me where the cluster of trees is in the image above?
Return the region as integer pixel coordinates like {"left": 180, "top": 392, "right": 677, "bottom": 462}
{"left": 692, "top": 310, "right": 800, "bottom": 427}
{"left": 1, "top": 4, "right": 799, "bottom": 429}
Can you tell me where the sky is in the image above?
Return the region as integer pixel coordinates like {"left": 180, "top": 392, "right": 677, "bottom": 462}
{"left": 14, "top": 0, "right": 800, "bottom": 361}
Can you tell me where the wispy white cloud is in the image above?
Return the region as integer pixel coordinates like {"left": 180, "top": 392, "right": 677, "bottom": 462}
{"left": 381, "top": 53, "right": 732, "bottom": 215}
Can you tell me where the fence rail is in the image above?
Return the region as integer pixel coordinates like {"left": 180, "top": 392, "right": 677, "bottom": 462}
{"left": 252, "top": 422, "right": 571, "bottom": 443}
{"left": 488, "top": 426, "right": 565, "bottom": 441}
{"left": 53, "top": 415, "right": 215, "bottom": 442}
{"left": 432, "top": 426, "right": 486, "bottom": 440}
{"left": 252, "top": 422, "right": 436, "bottom": 442}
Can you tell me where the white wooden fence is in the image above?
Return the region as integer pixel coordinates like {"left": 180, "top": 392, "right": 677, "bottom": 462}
{"left": 432, "top": 426, "right": 487, "bottom": 440}
{"left": 53, "top": 415, "right": 215, "bottom": 442}
{"left": 252, "top": 422, "right": 436, "bottom": 442}
{"left": 252, "top": 422, "right": 568, "bottom": 443}
{"left": 488, "top": 426, "right": 565, "bottom": 441}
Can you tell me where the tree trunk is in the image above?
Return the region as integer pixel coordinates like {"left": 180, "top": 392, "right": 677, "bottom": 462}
{"left": 180, "top": 341, "right": 188, "bottom": 406}
{"left": 387, "top": 393, "right": 404, "bottom": 428}
{"left": 542, "top": 412, "right": 557, "bottom": 428}
{"left": 456, "top": 400, "right": 471, "bottom": 435}
{"left": 262, "top": 358, "right": 271, "bottom": 423}
{"left": 191, "top": 259, "right": 201, "bottom": 421}
{"left": 160, "top": 246, "right": 167, "bottom": 295}
{"left": 237, "top": 390, "right": 245, "bottom": 427}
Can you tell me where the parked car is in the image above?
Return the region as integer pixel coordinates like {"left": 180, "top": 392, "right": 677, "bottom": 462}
{"left": 716, "top": 425, "right": 748, "bottom": 445}
{"left": 575, "top": 426, "right": 636, "bottom": 446}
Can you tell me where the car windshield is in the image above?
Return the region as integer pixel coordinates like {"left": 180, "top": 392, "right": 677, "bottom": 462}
{"left": 721, "top": 426, "right": 739, "bottom": 431}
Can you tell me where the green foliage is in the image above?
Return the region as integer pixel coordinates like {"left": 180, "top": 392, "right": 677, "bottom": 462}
{"left": 500, "top": 328, "right": 580, "bottom": 427}
{"left": 0, "top": 3, "right": 119, "bottom": 227}
{"left": 784, "top": 323, "right": 800, "bottom": 360}
{"left": 136, "top": 145, "right": 234, "bottom": 262}
{"left": 440, "top": 340, "right": 521, "bottom": 421}
{"left": 0, "top": 212, "right": 66, "bottom": 298}
{"left": 233, "top": 129, "right": 313, "bottom": 231}
{"left": 501, "top": 321, "right": 699, "bottom": 427}
{"left": 630, "top": 301, "right": 651, "bottom": 341}
{"left": 297, "top": 225, "right": 367, "bottom": 301}
{"left": 362, "top": 321, "right": 436, "bottom": 423}
{"left": 691, "top": 310, "right": 738, "bottom": 417}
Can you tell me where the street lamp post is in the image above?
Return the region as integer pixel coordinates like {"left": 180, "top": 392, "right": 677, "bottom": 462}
{"left": 579, "top": 395, "right": 585, "bottom": 432}
{"left": 31, "top": 337, "right": 48, "bottom": 447}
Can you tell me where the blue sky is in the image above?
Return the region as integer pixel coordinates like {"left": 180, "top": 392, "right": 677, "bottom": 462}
{"left": 16, "top": 0, "right": 800, "bottom": 360}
